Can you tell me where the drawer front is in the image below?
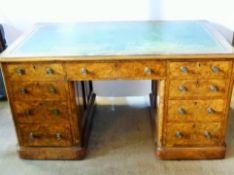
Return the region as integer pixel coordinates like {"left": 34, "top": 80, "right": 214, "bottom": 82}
{"left": 13, "top": 101, "right": 70, "bottom": 123}
{"left": 65, "top": 61, "right": 166, "bottom": 80}
{"left": 199, "top": 61, "right": 231, "bottom": 79}
{"left": 18, "top": 124, "right": 72, "bottom": 147}
{"left": 165, "top": 123, "right": 223, "bottom": 147}
{"left": 169, "top": 79, "right": 226, "bottom": 99}
{"left": 12, "top": 81, "right": 67, "bottom": 100}
{"left": 113, "top": 62, "right": 136, "bottom": 78}
{"left": 167, "top": 100, "right": 225, "bottom": 122}
{"left": 6, "top": 63, "right": 65, "bottom": 81}
{"left": 131, "top": 61, "right": 166, "bottom": 79}
{"left": 65, "top": 62, "right": 116, "bottom": 80}
{"left": 169, "top": 62, "right": 198, "bottom": 79}
{"left": 169, "top": 61, "right": 231, "bottom": 79}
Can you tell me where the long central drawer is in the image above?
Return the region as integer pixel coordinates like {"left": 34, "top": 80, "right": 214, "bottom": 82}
{"left": 64, "top": 61, "right": 166, "bottom": 80}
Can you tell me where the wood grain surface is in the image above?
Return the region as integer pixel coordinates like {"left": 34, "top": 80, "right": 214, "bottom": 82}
{"left": 165, "top": 122, "right": 223, "bottom": 147}
{"left": 65, "top": 61, "right": 166, "bottom": 80}
{"left": 6, "top": 63, "right": 65, "bottom": 81}
{"left": 169, "top": 61, "right": 232, "bottom": 79}
{"left": 168, "top": 79, "right": 227, "bottom": 99}
{"left": 167, "top": 99, "right": 225, "bottom": 122}
{"left": 1, "top": 21, "right": 234, "bottom": 160}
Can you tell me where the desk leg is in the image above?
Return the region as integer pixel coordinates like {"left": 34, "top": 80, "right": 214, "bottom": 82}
{"left": 150, "top": 80, "right": 164, "bottom": 147}
{"left": 72, "top": 81, "right": 96, "bottom": 153}
{"left": 149, "top": 80, "right": 157, "bottom": 142}
{"left": 79, "top": 81, "right": 96, "bottom": 148}
{"left": 150, "top": 80, "right": 157, "bottom": 108}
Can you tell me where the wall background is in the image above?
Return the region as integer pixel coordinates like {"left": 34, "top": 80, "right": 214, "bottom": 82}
{"left": 0, "top": 0, "right": 233, "bottom": 96}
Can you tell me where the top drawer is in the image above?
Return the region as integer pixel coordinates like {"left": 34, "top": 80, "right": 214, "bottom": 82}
{"left": 169, "top": 61, "right": 232, "bottom": 79}
{"left": 6, "top": 63, "right": 65, "bottom": 81}
{"left": 65, "top": 62, "right": 116, "bottom": 80}
{"left": 65, "top": 61, "right": 166, "bottom": 80}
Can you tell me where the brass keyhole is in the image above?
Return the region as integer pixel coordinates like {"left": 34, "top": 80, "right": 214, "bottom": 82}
{"left": 196, "top": 80, "right": 199, "bottom": 87}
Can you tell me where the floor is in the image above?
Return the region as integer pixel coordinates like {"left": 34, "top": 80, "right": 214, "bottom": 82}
{"left": 1, "top": 96, "right": 234, "bottom": 175}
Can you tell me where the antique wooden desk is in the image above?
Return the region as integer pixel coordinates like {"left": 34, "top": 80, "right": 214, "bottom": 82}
{"left": 1, "top": 21, "right": 234, "bottom": 160}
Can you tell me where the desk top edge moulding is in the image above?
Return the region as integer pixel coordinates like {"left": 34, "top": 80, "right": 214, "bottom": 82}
{"left": 1, "top": 20, "right": 234, "bottom": 160}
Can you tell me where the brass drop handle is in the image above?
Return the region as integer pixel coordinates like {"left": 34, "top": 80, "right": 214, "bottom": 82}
{"left": 178, "top": 108, "right": 185, "bottom": 115}
{"left": 52, "top": 108, "right": 61, "bottom": 115}
{"left": 28, "top": 132, "right": 35, "bottom": 140}
{"left": 211, "top": 66, "right": 219, "bottom": 73}
{"left": 176, "top": 131, "right": 183, "bottom": 138}
{"left": 24, "top": 109, "right": 32, "bottom": 116}
{"left": 81, "top": 68, "right": 88, "bottom": 75}
{"left": 48, "top": 86, "right": 57, "bottom": 94}
{"left": 207, "top": 107, "right": 215, "bottom": 114}
{"left": 56, "top": 133, "right": 62, "bottom": 140}
{"left": 179, "top": 85, "right": 186, "bottom": 92}
{"left": 20, "top": 87, "right": 28, "bottom": 94}
{"left": 204, "top": 131, "right": 211, "bottom": 139}
{"left": 46, "top": 68, "right": 54, "bottom": 75}
{"left": 180, "top": 66, "right": 188, "bottom": 73}
{"left": 210, "top": 85, "right": 217, "bottom": 92}
{"left": 16, "top": 68, "right": 25, "bottom": 75}
{"left": 144, "top": 67, "right": 152, "bottom": 75}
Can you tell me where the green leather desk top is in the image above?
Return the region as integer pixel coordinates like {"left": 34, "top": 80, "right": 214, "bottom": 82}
{"left": 1, "top": 21, "right": 233, "bottom": 60}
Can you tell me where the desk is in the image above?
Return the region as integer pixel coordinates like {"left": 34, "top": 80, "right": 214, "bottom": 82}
{"left": 1, "top": 21, "right": 234, "bottom": 160}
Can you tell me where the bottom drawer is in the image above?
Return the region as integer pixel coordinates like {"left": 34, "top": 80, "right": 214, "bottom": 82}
{"left": 165, "top": 122, "right": 223, "bottom": 147}
{"left": 18, "top": 124, "right": 73, "bottom": 147}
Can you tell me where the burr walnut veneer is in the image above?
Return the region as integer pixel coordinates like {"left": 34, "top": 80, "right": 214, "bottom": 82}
{"left": 1, "top": 21, "right": 234, "bottom": 160}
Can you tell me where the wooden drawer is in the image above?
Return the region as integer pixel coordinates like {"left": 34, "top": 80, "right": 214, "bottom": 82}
{"left": 165, "top": 122, "right": 223, "bottom": 147}
{"left": 11, "top": 81, "right": 67, "bottom": 100}
{"left": 6, "top": 63, "right": 65, "bottom": 81}
{"left": 167, "top": 100, "right": 225, "bottom": 122}
{"left": 18, "top": 124, "right": 72, "bottom": 147}
{"left": 169, "top": 61, "right": 231, "bottom": 79}
{"left": 65, "top": 62, "right": 116, "bottom": 80}
{"left": 135, "top": 61, "right": 166, "bottom": 79}
{"left": 169, "top": 79, "right": 226, "bottom": 99}
{"left": 169, "top": 62, "right": 197, "bottom": 79}
{"left": 65, "top": 61, "right": 166, "bottom": 80}
{"left": 13, "top": 101, "right": 70, "bottom": 123}
{"left": 116, "top": 61, "right": 166, "bottom": 79}
{"left": 199, "top": 61, "right": 232, "bottom": 79}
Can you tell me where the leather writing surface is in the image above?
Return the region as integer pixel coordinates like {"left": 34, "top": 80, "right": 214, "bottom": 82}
{"left": 11, "top": 21, "right": 227, "bottom": 56}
